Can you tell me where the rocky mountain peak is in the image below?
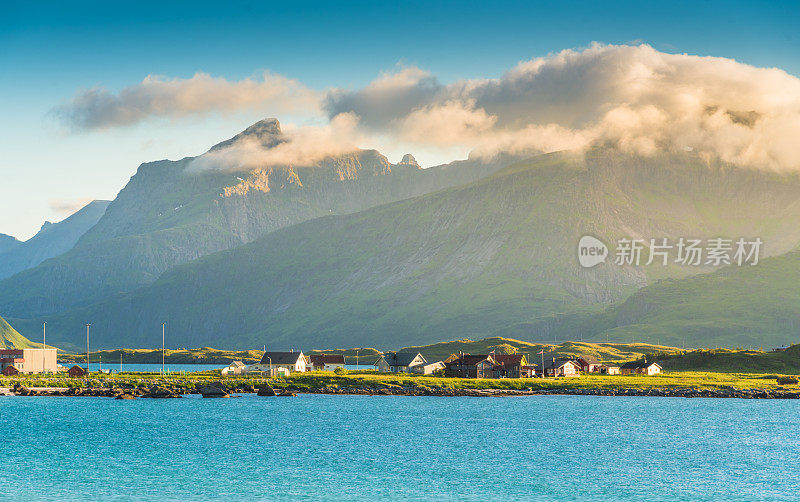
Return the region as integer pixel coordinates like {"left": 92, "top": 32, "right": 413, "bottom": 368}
{"left": 398, "top": 154, "right": 420, "bottom": 168}
{"left": 209, "top": 118, "right": 285, "bottom": 152}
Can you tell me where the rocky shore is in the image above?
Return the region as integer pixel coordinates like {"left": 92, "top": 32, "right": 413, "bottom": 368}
{"left": 2, "top": 382, "right": 799, "bottom": 399}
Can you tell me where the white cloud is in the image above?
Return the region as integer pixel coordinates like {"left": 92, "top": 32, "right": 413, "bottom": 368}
{"left": 188, "top": 113, "right": 365, "bottom": 172}
{"left": 52, "top": 72, "right": 321, "bottom": 131}
{"left": 49, "top": 197, "right": 94, "bottom": 215}
{"left": 326, "top": 43, "right": 800, "bottom": 170}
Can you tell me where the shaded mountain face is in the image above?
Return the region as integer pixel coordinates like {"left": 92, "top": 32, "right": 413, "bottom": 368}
{"left": 23, "top": 149, "right": 800, "bottom": 350}
{"left": 0, "top": 200, "right": 110, "bottom": 280}
{"left": 0, "top": 119, "right": 513, "bottom": 318}
{"left": 0, "top": 234, "right": 21, "bottom": 254}
{"left": 567, "top": 249, "right": 800, "bottom": 349}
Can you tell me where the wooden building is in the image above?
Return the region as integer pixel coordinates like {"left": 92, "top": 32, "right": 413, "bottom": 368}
{"left": 576, "top": 356, "right": 601, "bottom": 373}
{"left": 221, "top": 360, "right": 246, "bottom": 375}
{"left": 599, "top": 364, "right": 621, "bottom": 375}
{"left": 375, "top": 352, "right": 427, "bottom": 373}
{"left": 620, "top": 360, "right": 662, "bottom": 376}
{"left": 492, "top": 354, "right": 528, "bottom": 378}
{"left": 308, "top": 354, "right": 346, "bottom": 371}
{"left": 2, "top": 365, "right": 20, "bottom": 376}
{"left": 247, "top": 351, "right": 307, "bottom": 375}
{"left": 543, "top": 358, "right": 580, "bottom": 377}
{"left": 411, "top": 361, "right": 445, "bottom": 375}
{"left": 444, "top": 355, "right": 497, "bottom": 378}
{"left": 68, "top": 365, "right": 87, "bottom": 377}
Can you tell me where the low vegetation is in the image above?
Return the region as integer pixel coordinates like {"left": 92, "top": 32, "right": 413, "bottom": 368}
{"left": 2, "top": 369, "right": 797, "bottom": 393}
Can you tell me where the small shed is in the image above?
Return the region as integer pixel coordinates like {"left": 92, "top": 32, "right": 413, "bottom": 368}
{"left": 221, "top": 360, "right": 246, "bottom": 375}
{"left": 2, "top": 365, "right": 20, "bottom": 376}
{"left": 68, "top": 365, "right": 87, "bottom": 377}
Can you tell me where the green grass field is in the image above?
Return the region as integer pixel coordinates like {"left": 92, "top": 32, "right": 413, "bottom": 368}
{"left": 2, "top": 369, "right": 794, "bottom": 392}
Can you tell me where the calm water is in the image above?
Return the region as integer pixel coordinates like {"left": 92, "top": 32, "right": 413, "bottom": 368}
{"left": 1, "top": 394, "right": 799, "bottom": 501}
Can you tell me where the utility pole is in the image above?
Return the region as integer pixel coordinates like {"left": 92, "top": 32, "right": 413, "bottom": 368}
{"left": 356, "top": 349, "right": 359, "bottom": 370}
{"left": 86, "top": 323, "right": 91, "bottom": 373}
{"left": 42, "top": 322, "right": 46, "bottom": 374}
{"left": 161, "top": 322, "right": 166, "bottom": 376}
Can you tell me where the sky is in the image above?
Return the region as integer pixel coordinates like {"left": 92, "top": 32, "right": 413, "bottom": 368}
{"left": 1, "top": 0, "right": 799, "bottom": 239}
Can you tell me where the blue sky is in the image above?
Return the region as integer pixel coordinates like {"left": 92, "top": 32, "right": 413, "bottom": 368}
{"left": 1, "top": 0, "right": 799, "bottom": 239}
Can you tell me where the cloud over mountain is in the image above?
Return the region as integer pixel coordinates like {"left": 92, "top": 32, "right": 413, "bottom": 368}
{"left": 188, "top": 113, "right": 364, "bottom": 172}
{"left": 325, "top": 44, "right": 800, "bottom": 170}
{"left": 52, "top": 72, "right": 320, "bottom": 131}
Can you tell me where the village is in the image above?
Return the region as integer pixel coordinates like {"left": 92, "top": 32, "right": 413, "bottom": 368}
{"left": 1, "top": 346, "right": 663, "bottom": 379}
{"left": 217, "top": 350, "right": 663, "bottom": 379}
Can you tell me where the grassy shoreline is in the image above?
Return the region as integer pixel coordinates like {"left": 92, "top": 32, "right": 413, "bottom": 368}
{"left": 2, "top": 370, "right": 797, "bottom": 394}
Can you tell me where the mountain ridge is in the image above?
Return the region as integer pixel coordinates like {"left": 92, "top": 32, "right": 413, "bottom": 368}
{"left": 17, "top": 148, "right": 800, "bottom": 350}
{"left": 0, "top": 119, "right": 517, "bottom": 318}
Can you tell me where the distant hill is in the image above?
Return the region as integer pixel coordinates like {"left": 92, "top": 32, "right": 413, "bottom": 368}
{"left": 651, "top": 345, "right": 800, "bottom": 374}
{"left": 0, "top": 200, "right": 110, "bottom": 280}
{"left": 0, "top": 119, "right": 513, "bottom": 318}
{"left": 397, "top": 337, "right": 681, "bottom": 364}
{"left": 18, "top": 148, "right": 800, "bottom": 350}
{"left": 568, "top": 249, "right": 800, "bottom": 349}
{"left": 0, "top": 315, "right": 40, "bottom": 349}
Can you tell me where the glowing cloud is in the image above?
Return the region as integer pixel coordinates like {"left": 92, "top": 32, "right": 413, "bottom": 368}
{"left": 53, "top": 72, "right": 321, "bottom": 131}
{"left": 326, "top": 43, "right": 800, "bottom": 170}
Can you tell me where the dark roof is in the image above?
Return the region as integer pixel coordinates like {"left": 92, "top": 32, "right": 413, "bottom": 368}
{"left": 492, "top": 354, "right": 525, "bottom": 366}
{"left": 259, "top": 351, "right": 304, "bottom": 365}
{"left": 309, "top": 354, "right": 345, "bottom": 365}
{"left": 577, "top": 356, "right": 598, "bottom": 364}
{"left": 620, "top": 360, "right": 659, "bottom": 369}
{"left": 383, "top": 352, "right": 426, "bottom": 367}
{"left": 446, "top": 355, "right": 495, "bottom": 366}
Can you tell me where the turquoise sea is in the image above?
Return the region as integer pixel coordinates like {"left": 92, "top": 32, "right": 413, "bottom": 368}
{"left": 2, "top": 394, "right": 799, "bottom": 501}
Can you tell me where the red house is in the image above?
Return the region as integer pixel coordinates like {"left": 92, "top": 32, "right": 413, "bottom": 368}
{"left": 2, "top": 365, "right": 19, "bottom": 376}
{"left": 68, "top": 365, "right": 87, "bottom": 377}
{"left": 576, "top": 356, "right": 601, "bottom": 373}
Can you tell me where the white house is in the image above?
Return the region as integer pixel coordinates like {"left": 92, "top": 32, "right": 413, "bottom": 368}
{"left": 221, "top": 360, "right": 246, "bottom": 375}
{"left": 374, "top": 352, "right": 427, "bottom": 373}
{"left": 543, "top": 358, "right": 580, "bottom": 377}
{"left": 620, "top": 360, "right": 662, "bottom": 376}
{"left": 246, "top": 351, "right": 307, "bottom": 376}
{"left": 411, "top": 361, "right": 445, "bottom": 375}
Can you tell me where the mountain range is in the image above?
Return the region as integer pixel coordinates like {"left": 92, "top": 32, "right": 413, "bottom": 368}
{"left": 0, "top": 200, "right": 110, "bottom": 280}
{"left": 0, "top": 119, "right": 514, "bottom": 318}
{"left": 4, "top": 131, "right": 800, "bottom": 351}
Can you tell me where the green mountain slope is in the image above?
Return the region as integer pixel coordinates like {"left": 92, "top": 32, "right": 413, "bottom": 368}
{"left": 0, "top": 200, "right": 111, "bottom": 280}
{"left": 22, "top": 149, "right": 800, "bottom": 350}
{"left": 582, "top": 249, "right": 800, "bottom": 348}
{"left": 0, "top": 119, "right": 512, "bottom": 318}
{"left": 0, "top": 315, "right": 40, "bottom": 349}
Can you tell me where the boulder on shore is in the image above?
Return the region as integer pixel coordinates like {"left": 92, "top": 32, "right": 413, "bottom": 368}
{"left": 257, "top": 384, "right": 277, "bottom": 396}
{"left": 197, "top": 383, "right": 229, "bottom": 398}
